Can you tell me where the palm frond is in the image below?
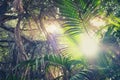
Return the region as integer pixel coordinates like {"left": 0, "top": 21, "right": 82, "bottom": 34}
{"left": 55, "top": 0, "right": 101, "bottom": 38}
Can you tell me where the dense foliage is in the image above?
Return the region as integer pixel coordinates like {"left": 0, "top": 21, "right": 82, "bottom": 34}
{"left": 0, "top": 0, "right": 120, "bottom": 80}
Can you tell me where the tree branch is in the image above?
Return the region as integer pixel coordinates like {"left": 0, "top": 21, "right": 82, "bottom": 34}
{"left": 0, "top": 24, "right": 14, "bottom": 33}
{"left": 0, "top": 44, "right": 8, "bottom": 47}
{"left": 0, "top": 24, "right": 47, "bottom": 44}
{"left": 0, "top": 15, "right": 18, "bottom": 24}
{"left": 0, "top": 39, "right": 14, "bottom": 42}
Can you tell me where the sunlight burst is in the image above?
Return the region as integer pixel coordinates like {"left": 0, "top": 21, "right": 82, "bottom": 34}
{"left": 46, "top": 24, "right": 58, "bottom": 33}
{"left": 80, "top": 33, "right": 99, "bottom": 59}
{"left": 45, "top": 21, "right": 62, "bottom": 34}
{"left": 90, "top": 17, "right": 106, "bottom": 27}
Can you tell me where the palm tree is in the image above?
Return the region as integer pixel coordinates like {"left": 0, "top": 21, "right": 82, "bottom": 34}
{"left": 55, "top": 0, "right": 120, "bottom": 80}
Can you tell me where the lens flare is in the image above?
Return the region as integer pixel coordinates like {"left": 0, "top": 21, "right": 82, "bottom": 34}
{"left": 46, "top": 24, "right": 58, "bottom": 33}
{"left": 80, "top": 33, "right": 99, "bottom": 59}
{"left": 45, "top": 21, "right": 62, "bottom": 34}
{"left": 90, "top": 17, "right": 106, "bottom": 27}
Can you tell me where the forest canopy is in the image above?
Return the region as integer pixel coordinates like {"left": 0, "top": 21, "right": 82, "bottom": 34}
{"left": 0, "top": 0, "right": 120, "bottom": 80}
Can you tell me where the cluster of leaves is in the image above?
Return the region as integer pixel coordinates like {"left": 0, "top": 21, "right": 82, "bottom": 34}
{"left": 2, "top": 54, "right": 84, "bottom": 80}
{"left": 96, "top": 26, "right": 120, "bottom": 80}
{"left": 55, "top": 0, "right": 102, "bottom": 36}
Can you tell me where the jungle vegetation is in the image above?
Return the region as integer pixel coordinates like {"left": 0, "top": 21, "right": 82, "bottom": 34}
{"left": 0, "top": 0, "right": 120, "bottom": 80}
